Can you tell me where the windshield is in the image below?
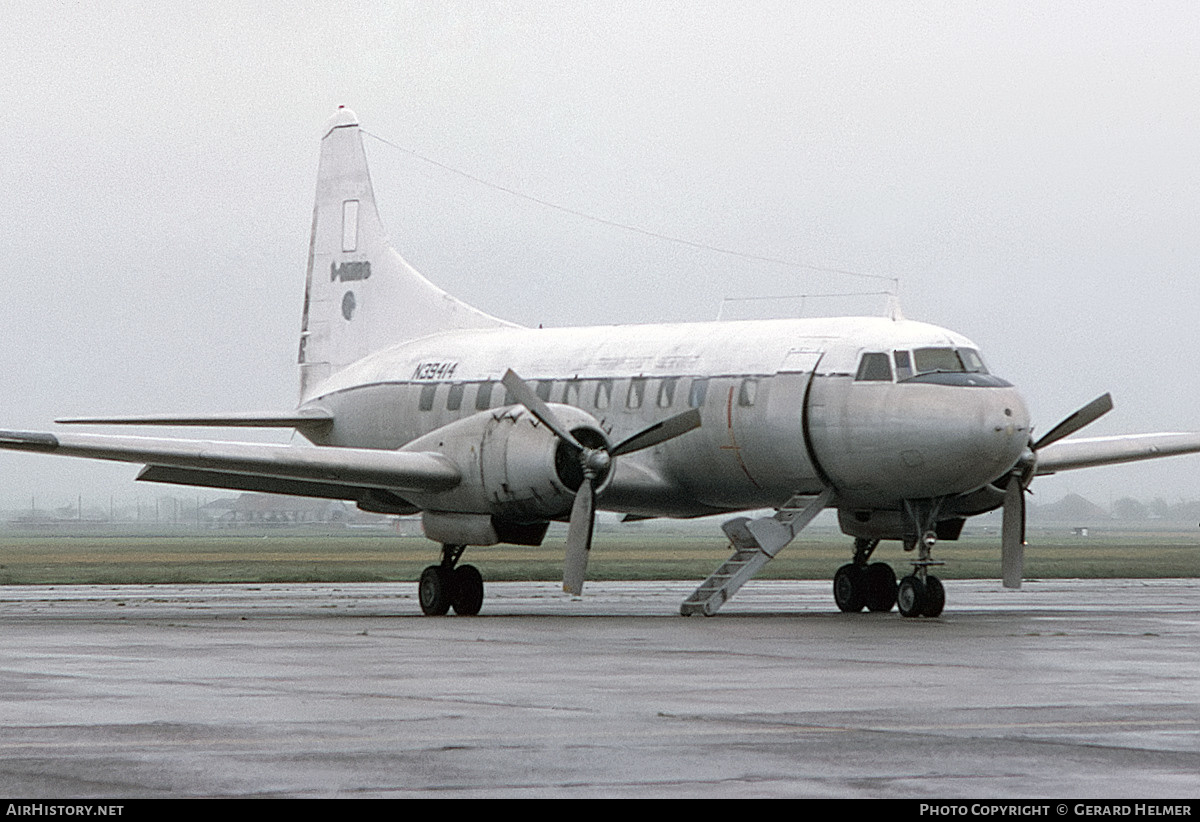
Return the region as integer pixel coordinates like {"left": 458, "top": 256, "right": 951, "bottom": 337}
{"left": 908, "top": 347, "right": 989, "bottom": 377}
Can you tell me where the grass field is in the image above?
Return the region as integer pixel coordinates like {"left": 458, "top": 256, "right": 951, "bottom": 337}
{"left": 0, "top": 525, "right": 1196, "bottom": 585}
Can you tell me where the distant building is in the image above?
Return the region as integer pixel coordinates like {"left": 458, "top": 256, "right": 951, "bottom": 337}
{"left": 200, "top": 494, "right": 350, "bottom": 526}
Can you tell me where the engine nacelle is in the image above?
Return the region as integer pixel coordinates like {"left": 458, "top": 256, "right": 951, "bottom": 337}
{"left": 398, "top": 404, "right": 612, "bottom": 529}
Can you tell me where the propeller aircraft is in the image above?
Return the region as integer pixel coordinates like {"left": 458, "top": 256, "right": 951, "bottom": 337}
{"left": 5, "top": 108, "right": 1200, "bottom": 618}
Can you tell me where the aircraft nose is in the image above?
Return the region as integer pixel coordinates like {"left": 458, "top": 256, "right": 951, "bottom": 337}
{"left": 806, "top": 378, "right": 1034, "bottom": 504}
{"left": 949, "top": 386, "right": 1031, "bottom": 487}
{"left": 986, "top": 389, "right": 1032, "bottom": 466}
{"left": 896, "top": 385, "right": 1031, "bottom": 498}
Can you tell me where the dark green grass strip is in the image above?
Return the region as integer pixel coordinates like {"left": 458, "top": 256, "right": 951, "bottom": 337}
{"left": 0, "top": 528, "right": 1196, "bottom": 585}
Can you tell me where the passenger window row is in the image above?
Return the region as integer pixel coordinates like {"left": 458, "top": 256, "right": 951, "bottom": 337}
{"left": 415, "top": 376, "right": 762, "bottom": 412}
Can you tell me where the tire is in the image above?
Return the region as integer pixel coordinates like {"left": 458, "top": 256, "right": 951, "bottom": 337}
{"left": 864, "top": 563, "right": 897, "bottom": 612}
{"left": 922, "top": 575, "right": 945, "bottom": 618}
{"left": 450, "top": 564, "right": 484, "bottom": 616}
{"left": 419, "top": 565, "right": 451, "bottom": 616}
{"left": 897, "top": 575, "right": 926, "bottom": 618}
{"left": 833, "top": 564, "right": 866, "bottom": 612}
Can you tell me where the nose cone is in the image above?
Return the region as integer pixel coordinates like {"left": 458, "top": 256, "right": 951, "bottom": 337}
{"left": 901, "top": 385, "right": 1032, "bottom": 497}
{"left": 949, "top": 386, "right": 1031, "bottom": 485}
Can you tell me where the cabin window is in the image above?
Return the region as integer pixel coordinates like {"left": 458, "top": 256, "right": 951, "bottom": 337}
{"left": 738, "top": 378, "right": 758, "bottom": 406}
{"left": 627, "top": 378, "right": 647, "bottom": 409}
{"left": 446, "top": 383, "right": 465, "bottom": 411}
{"left": 475, "top": 381, "right": 494, "bottom": 410}
{"left": 688, "top": 378, "right": 709, "bottom": 408}
{"left": 855, "top": 353, "right": 893, "bottom": 381}
{"left": 418, "top": 383, "right": 437, "bottom": 411}
{"left": 562, "top": 380, "right": 582, "bottom": 406}
{"left": 657, "top": 378, "right": 678, "bottom": 408}
{"left": 594, "top": 379, "right": 612, "bottom": 409}
{"left": 893, "top": 350, "right": 913, "bottom": 380}
{"left": 535, "top": 381, "right": 552, "bottom": 401}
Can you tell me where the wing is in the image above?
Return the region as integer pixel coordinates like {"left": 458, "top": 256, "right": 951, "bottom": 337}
{"left": 1035, "top": 432, "right": 1200, "bottom": 474}
{"left": 55, "top": 408, "right": 334, "bottom": 431}
{"left": 0, "top": 429, "right": 459, "bottom": 500}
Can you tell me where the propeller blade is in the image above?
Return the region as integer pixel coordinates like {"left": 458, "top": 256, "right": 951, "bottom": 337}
{"left": 501, "top": 369, "right": 584, "bottom": 451}
{"left": 611, "top": 408, "right": 703, "bottom": 456}
{"left": 563, "top": 476, "right": 595, "bottom": 595}
{"left": 1001, "top": 476, "right": 1026, "bottom": 589}
{"left": 501, "top": 369, "right": 701, "bottom": 597}
{"left": 1033, "top": 393, "right": 1113, "bottom": 451}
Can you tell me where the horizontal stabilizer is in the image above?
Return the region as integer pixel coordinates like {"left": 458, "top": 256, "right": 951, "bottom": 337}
{"left": 0, "top": 429, "right": 459, "bottom": 493}
{"left": 1035, "top": 432, "right": 1200, "bottom": 474}
{"left": 56, "top": 408, "right": 334, "bottom": 430}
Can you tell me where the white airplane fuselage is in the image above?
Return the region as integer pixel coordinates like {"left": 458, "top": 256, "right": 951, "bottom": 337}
{"left": 301, "top": 315, "right": 1032, "bottom": 529}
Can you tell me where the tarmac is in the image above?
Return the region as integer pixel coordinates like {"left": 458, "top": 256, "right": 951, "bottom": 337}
{"left": 0, "top": 578, "right": 1197, "bottom": 798}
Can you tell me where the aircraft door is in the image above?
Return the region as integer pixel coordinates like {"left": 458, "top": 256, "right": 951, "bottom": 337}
{"left": 720, "top": 348, "right": 825, "bottom": 499}
{"left": 805, "top": 342, "right": 899, "bottom": 505}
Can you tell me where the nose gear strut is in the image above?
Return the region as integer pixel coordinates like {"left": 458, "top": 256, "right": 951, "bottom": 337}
{"left": 896, "top": 499, "right": 947, "bottom": 618}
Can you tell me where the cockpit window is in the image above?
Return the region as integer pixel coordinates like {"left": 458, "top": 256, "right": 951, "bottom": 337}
{"left": 855, "top": 352, "right": 893, "bottom": 381}
{"left": 958, "top": 348, "right": 988, "bottom": 373}
{"left": 905, "top": 347, "right": 990, "bottom": 379}
{"left": 912, "top": 347, "right": 965, "bottom": 374}
{"left": 894, "top": 346, "right": 1007, "bottom": 387}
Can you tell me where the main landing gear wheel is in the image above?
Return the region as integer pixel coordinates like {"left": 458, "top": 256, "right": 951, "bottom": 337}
{"left": 864, "top": 562, "right": 898, "bottom": 612}
{"left": 449, "top": 564, "right": 484, "bottom": 616}
{"left": 835, "top": 562, "right": 899, "bottom": 613}
{"left": 833, "top": 564, "right": 865, "bottom": 612}
{"left": 419, "top": 544, "right": 485, "bottom": 616}
{"left": 419, "top": 566, "right": 452, "bottom": 616}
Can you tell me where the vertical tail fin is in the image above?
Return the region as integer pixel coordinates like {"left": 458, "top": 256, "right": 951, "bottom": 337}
{"left": 298, "top": 107, "right": 513, "bottom": 402}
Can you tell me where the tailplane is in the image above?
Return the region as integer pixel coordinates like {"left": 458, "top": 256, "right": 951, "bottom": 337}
{"left": 298, "top": 107, "right": 514, "bottom": 401}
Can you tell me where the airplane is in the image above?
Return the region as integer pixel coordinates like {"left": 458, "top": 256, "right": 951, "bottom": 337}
{"left": 5, "top": 105, "right": 1200, "bottom": 618}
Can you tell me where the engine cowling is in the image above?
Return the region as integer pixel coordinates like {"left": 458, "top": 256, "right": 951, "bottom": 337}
{"left": 398, "top": 404, "right": 612, "bottom": 525}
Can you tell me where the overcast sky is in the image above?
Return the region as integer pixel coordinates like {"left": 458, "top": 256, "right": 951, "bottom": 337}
{"left": 1, "top": 2, "right": 1198, "bottom": 510}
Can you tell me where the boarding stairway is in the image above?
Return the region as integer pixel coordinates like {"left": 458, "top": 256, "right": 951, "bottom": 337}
{"left": 680, "top": 487, "right": 834, "bottom": 616}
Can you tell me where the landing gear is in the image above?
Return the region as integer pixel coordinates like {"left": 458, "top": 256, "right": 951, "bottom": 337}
{"left": 864, "top": 562, "right": 898, "bottom": 612}
{"left": 897, "top": 499, "right": 947, "bottom": 619}
{"left": 419, "top": 544, "right": 485, "bottom": 616}
{"left": 450, "top": 564, "right": 484, "bottom": 616}
{"left": 833, "top": 499, "right": 950, "bottom": 618}
{"left": 896, "top": 574, "right": 925, "bottom": 617}
{"left": 833, "top": 564, "right": 865, "bottom": 612}
{"left": 833, "top": 539, "right": 899, "bottom": 613}
{"left": 419, "top": 565, "right": 452, "bottom": 616}
{"left": 923, "top": 575, "right": 945, "bottom": 618}
{"left": 896, "top": 573, "right": 945, "bottom": 618}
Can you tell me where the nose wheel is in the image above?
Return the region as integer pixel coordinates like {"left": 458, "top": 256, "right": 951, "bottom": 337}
{"left": 897, "top": 573, "right": 944, "bottom": 618}
{"left": 898, "top": 526, "right": 946, "bottom": 618}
